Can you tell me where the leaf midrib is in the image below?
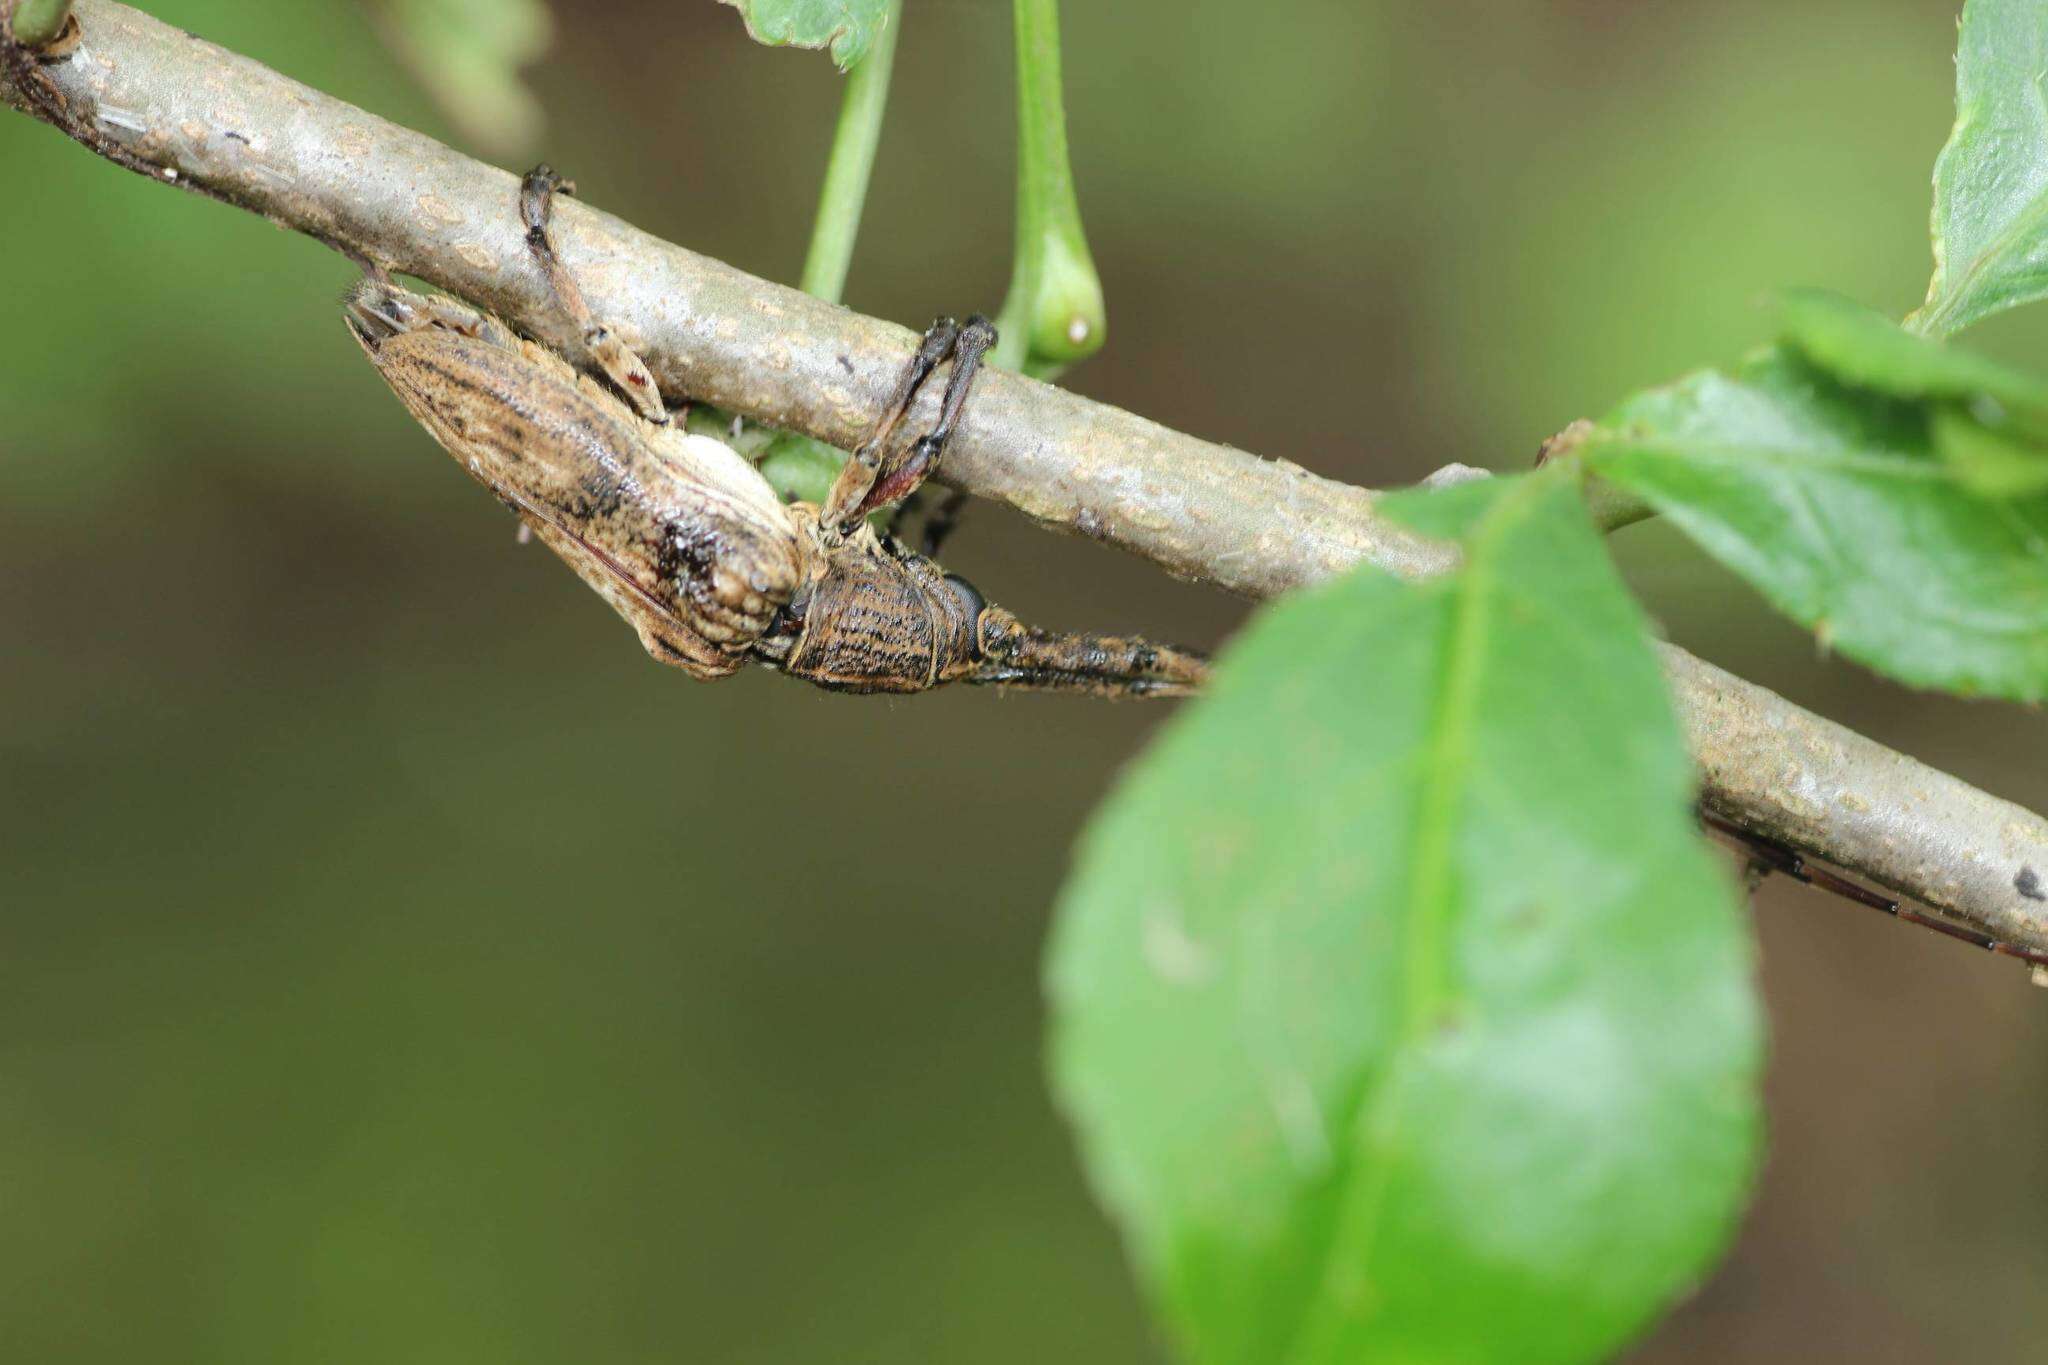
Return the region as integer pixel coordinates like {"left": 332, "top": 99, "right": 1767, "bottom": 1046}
{"left": 1602, "top": 440, "right": 1959, "bottom": 480}
{"left": 1280, "top": 473, "right": 1552, "bottom": 1362}
{"left": 1915, "top": 11, "right": 2048, "bottom": 336}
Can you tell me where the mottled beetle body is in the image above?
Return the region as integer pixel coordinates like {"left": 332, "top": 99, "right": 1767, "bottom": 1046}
{"left": 343, "top": 168, "right": 1204, "bottom": 697}
{"left": 348, "top": 283, "right": 802, "bottom": 679}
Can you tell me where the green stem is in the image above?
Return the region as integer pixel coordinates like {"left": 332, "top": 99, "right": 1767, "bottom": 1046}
{"left": 995, "top": 0, "right": 1104, "bottom": 372}
{"left": 798, "top": 0, "right": 903, "bottom": 304}
{"left": 749, "top": 0, "right": 905, "bottom": 507}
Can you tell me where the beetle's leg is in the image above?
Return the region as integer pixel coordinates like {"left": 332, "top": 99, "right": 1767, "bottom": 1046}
{"left": 918, "top": 489, "right": 971, "bottom": 558}
{"left": 878, "top": 486, "right": 971, "bottom": 555}
{"left": 823, "top": 317, "right": 958, "bottom": 530}
{"left": 823, "top": 314, "right": 997, "bottom": 533}
{"left": 963, "top": 606, "right": 1209, "bottom": 699}
{"left": 870, "top": 313, "right": 995, "bottom": 517}
{"left": 519, "top": 164, "right": 669, "bottom": 425}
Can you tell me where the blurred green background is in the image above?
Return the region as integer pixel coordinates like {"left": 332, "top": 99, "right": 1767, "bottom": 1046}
{"left": 3, "top": 1, "right": 2045, "bottom": 1360}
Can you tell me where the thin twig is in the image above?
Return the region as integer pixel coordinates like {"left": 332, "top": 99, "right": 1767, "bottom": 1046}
{"left": 6, "top": 0, "right": 2047, "bottom": 959}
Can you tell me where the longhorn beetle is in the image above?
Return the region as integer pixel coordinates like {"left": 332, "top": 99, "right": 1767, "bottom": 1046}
{"left": 343, "top": 169, "right": 2040, "bottom": 968}
{"left": 347, "top": 166, "right": 1207, "bottom": 698}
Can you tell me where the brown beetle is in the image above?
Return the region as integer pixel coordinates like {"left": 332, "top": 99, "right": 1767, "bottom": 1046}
{"left": 346, "top": 166, "right": 1204, "bottom": 697}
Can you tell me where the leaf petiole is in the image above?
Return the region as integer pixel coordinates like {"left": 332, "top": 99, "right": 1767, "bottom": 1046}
{"left": 995, "top": 0, "right": 1105, "bottom": 376}
{"left": 797, "top": 0, "right": 903, "bottom": 304}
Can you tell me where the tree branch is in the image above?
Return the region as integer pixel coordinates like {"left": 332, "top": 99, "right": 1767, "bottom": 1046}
{"left": 9, "top": 0, "right": 2047, "bottom": 962}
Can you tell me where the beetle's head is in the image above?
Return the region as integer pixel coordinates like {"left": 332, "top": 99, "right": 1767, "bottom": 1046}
{"left": 344, "top": 279, "right": 513, "bottom": 360}
{"left": 341, "top": 278, "right": 424, "bottom": 353}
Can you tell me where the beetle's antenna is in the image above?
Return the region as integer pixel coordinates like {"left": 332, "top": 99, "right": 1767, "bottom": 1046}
{"left": 968, "top": 607, "right": 1208, "bottom": 699}
{"left": 1701, "top": 809, "right": 2048, "bottom": 972}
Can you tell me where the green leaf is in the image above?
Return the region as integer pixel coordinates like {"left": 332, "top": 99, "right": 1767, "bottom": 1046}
{"left": 1050, "top": 471, "right": 1762, "bottom": 1365}
{"left": 1590, "top": 349, "right": 2048, "bottom": 701}
{"left": 366, "top": 0, "right": 552, "bottom": 160}
{"left": 1910, "top": 0, "right": 2048, "bottom": 336}
{"left": 1779, "top": 288, "right": 2048, "bottom": 421}
{"left": 715, "top": 0, "right": 892, "bottom": 69}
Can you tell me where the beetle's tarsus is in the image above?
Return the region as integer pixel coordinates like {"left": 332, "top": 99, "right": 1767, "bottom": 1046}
{"left": 915, "top": 313, "right": 996, "bottom": 482}
{"left": 520, "top": 162, "right": 577, "bottom": 224}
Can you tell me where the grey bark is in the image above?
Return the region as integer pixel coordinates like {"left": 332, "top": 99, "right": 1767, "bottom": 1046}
{"left": 8, "top": 0, "right": 2046, "bottom": 959}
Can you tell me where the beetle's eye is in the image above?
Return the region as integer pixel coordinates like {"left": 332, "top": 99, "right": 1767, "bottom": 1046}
{"left": 944, "top": 573, "right": 986, "bottom": 622}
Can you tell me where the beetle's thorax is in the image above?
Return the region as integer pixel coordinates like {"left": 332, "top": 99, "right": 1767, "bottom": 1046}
{"left": 760, "top": 506, "right": 985, "bottom": 693}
